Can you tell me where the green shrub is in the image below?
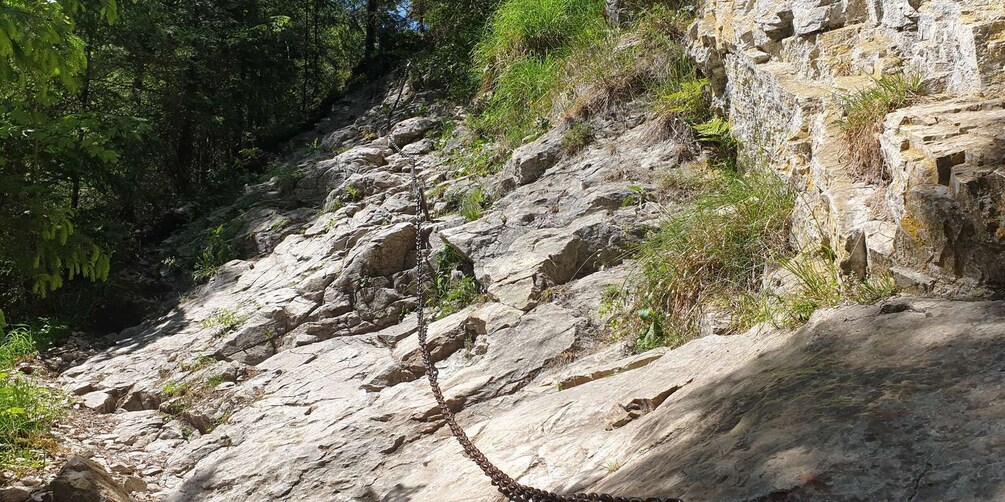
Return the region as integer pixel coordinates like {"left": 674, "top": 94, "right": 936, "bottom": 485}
{"left": 838, "top": 73, "right": 922, "bottom": 182}
{"left": 192, "top": 219, "right": 245, "bottom": 283}
{"left": 432, "top": 247, "right": 483, "bottom": 319}
{"left": 561, "top": 121, "right": 592, "bottom": 152}
{"left": 459, "top": 186, "right": 490, "bottom": 221}
{"left": 0, "top": 374, "right": 64, "bottom": 472}
{"left": 607, "top": 168, "right": 794, "bottom": 351}
{"left": 472, "top": 1, "right": 698, "bottom": 145}
{"left": 0, "top": 320, "right": 66, "bottom": 472}
{"left": 652, "top": 77, "right": 709, "bottom": 122}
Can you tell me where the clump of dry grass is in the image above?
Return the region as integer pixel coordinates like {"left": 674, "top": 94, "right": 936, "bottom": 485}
{"left": 838, "top": 73, "right": 922, "bottom": 183}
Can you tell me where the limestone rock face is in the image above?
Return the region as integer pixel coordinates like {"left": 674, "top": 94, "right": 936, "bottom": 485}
{"left": 691, "top": 0, "right": 1005, "bottom": 294}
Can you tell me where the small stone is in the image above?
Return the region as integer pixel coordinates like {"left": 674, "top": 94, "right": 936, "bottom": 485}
{"left": 142, "top": 467, "right": 163, "bottom": 477}
{"left": 0, "top": 486, "right": 30, "bottom": 502}
{"left": 109, "top": 462, "right": 134, "bottom": 474}
{"left": 66, "top": 381, "right": 95, "bottom": 396}
{"left": 123, "top": 477, "right": 147, "bottom": 494}
{"left": 80, "top": 391, "right": 116, "bottom": 414}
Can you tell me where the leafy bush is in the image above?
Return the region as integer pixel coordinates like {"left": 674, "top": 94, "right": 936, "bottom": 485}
{"left": 432, "top": 247, "right": 482, "bottom": 319}
{"left": 0, "top": 321, "right": 67, "bottom": 472}
{"left": 838, "top": 74, "right": 922, "bottom": 182}
{"left": 459, "top": 186, "right": 490, "bottom": 221}
{"left": 561, "top": 121, "right": 593, "bottom": 152}
{"left": 192, "top": 219, "right": 245, "bottom": 283}
{"left": 0, "top": 374, "right": 64, "bottom": 472}
{"left": 606, "top": 168, "right": 795, "bottom": 351}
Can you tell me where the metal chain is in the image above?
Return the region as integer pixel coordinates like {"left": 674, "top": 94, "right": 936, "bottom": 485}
{"left": 383, "top": 64, "right": 681, "bottom": 502}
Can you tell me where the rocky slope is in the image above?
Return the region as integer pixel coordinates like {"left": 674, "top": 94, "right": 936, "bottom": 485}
{"left": 14, "top": 1, "right": 1005, "bottom": 500}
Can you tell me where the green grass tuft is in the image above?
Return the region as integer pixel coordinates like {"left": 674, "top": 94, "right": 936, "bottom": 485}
{"left": 606, "top": 168, "right": 795, "bottom": 351}
{"left": 432, "top": 247, "right": 483, "bottom": 319}
{"left": 561, "top": 121, "right": 593, "bottom": 152}
{"left": 0, "top": 322, "right": 67, "bottom": 473}
{"left": 459, "top": 186, "right": 490, "bottom": 221}
{"left": 838, "top": 73, "right": 922, "bottom": 182}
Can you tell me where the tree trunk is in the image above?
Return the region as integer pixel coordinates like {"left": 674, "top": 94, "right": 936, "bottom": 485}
{"left": 363, "top": 0, "right": 379, "bottom": 65}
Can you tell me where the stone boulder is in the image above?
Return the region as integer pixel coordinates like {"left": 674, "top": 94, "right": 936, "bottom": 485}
{"left": 389, "top": 117, "right": 437, "bottom": 147}
{"left": 503, "top": 128, "right": 564, "bottom": 186}
{"left": 49, "top": 456, "right": 132, "bottom": 502}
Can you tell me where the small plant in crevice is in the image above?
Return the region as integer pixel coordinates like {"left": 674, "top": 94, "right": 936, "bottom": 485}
{"left": 199, "top": 308, "right": 247, "bottom": 336}
{"left": 694, "top": 117, "right": 740, "bottom": 171}
{"left": 447, "top": 139, "right": 507, "bottom": 179}
{"left": 776, "top": 251, "right": 898, "bottom": 326}
{"left": 561, "top": 121, "right": 593, "bottom": 153}
{"left": 838, "top": 73, "right": 922, "bottom": 183}
{"left": 263, "top": 164, "right": 303, "bottom": 196}
{"left": 192, "top": 219, "right": 246, "bottom": 283}
{"left": 431, "top": 246, "right": 483, "bottom": 319}
{"left": 344, "top": 185, "right": 364, "bottom": 202}
{"left": 459, "top": 186, "right": 490, "bottom": 221}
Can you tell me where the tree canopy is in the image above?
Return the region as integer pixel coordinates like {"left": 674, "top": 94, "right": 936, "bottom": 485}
{"left": 0, "top": 0, "right": 499, "bottom": 323}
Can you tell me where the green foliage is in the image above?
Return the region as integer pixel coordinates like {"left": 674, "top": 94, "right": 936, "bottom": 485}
{"left": 553, "top": 4, "right": 695, "bottom": 116}
{"left": 561, "top": 121, "right": 592, "bottom": 152}
{"left": 0, "top": 318, "right": 67, "bottom": 472}
{"left": 475, "top": 0, "right": 605, "bottom": 70}
{"left": 199, "top": 308, "right": 246, "bottom": 333}
{"left": 652, "top": 77, "right": 709, "bottom": 122}
{"left": 447, "top": 139, "right": 507, "bottom": 178}
{"left": 412, "top": 0, "right": 500, "bottom": 98}
{"left": 471, "top": 55, "right": 562, "bottom": 144}
{"left": 471, "top": 1, "right": 697, "bottom": 145}
{"left": 0, "top": 373, "right": 64, "bottom": 472}
{"left": 694, "top": 117, "right": 739, "bottom": 170}
{"left": 1, "top": 0, "right": 370, "bottom": 319}
{"left": 265, "top": 165, "right": 303, "bottom": 196}
{"left": 459, "top": 186, "right": 489, "bottom": 221}
{"left": 204, "top": 375, "right": 229, "bottom": 389}
{"left": 432, "top": 246, "right": 482, "bottom": 319}
{"left": 607, "top": 168, "right": 795, "bottom": 351}
{"left": 161, "top": 379, "right": 192, "bottom": 399}
{"left": 774, "top": 253, "right": 899, "bottom": 326}
{"left": 838, "top": 74, "right": 922, "bottom": 182}
{"left": 0, "top": 321, "right": 68, "bottom": 369}
{"left": 192, "top": 220, "right": 245, "bottom": 283}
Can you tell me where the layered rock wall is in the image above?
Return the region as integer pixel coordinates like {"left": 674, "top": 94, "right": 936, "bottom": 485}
{"left": 692, "top": 0, "right": 1005, "bottom": 294}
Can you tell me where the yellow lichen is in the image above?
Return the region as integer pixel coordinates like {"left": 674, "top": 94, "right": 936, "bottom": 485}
{"left": 900, "top": 215, "right": 926, "bottom": 242}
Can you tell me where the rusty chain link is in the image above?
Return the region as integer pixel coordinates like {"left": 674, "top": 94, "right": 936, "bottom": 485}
{"left": 382, "top": 63, "right": 680, "bottom": 502}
